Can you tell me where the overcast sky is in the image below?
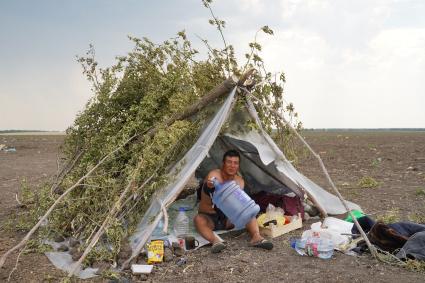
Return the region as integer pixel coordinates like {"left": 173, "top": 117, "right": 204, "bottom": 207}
{"left": 1, "top": 0, "right": 424, "bottom": 130}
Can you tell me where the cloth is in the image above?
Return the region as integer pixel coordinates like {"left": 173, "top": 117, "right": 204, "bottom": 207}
{"left": 252, "top": 191, "right": 305, "bottom": 219}
{"left": 197, "top": 181, "right": 228, "bottom": 224}
{"left": 199, "top": 211, "right": 228, "bottom": 231}
{"left": 351, "top": 215, "right": 376, "bottom": 234}
{"left": 396, "top": 231, "right": 425, "bottom": 261}
{"left": 388, "top": 222, "right": 425, "bottom": 238}
{"left": 367, "top": 222, "right": 408, "bottom": 253}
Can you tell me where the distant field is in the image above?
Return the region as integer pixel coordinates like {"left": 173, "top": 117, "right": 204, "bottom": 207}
{"left": 0, "top": 131, "right": 424, "bottom": 282}
{"left": 0, "top": 131, "right": 65, "bottom": 136}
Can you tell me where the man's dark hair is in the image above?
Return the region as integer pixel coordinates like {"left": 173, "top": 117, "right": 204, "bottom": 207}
{"left": 222, "top": 149, "right": 240, "bottom": 162}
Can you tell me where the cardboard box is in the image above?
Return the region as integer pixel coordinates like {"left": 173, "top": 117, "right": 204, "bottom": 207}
{"left": 259, "top": 214, "right": 302, "bottom": 238}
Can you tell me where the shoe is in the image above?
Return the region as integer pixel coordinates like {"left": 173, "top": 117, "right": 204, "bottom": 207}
{"left": 211, "top": 241, "right": 226, "bottom": 253}
{"left": 249, "top": 239, "right": 273, "bottom": 250}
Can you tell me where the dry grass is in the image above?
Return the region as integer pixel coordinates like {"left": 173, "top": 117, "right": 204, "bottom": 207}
{"left": 358, "top": 176, "right": 379, "bottom": 189}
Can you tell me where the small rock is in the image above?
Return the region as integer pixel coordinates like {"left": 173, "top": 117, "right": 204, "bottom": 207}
{"left": 69, "top": 247, "right": 78, "bottom": 255}
{"left": 53, "top": 235, "right": 65, "bottom": 242}
{"left": 407, "top": 166, "right": 418, "bottom": 171}
{"left": 176, "top": 257, "right": 187, "bottom": 266}
{"left": 164, "top": 247, "right": 174, "bottom": 262}
{"left": 118, "top": 250, "right": 131, "bottom": 260}
{"left": 72, "top": 251, "right": 83, "bottom": 261}
{"left": 69, "top": 238, "right": 79, "bottom": 248}
{"left": 117, "top": 257, "right": 126, "bottom": 267}
{"left": 57, "top": 244, "right": 69, "bottom": 252}
{"left": 136, "top": 253, "right": 147, "bottom": 264}
{"left": 139, "top": 274, "right": 148, "bottom": 281}
{"left": 93, "top": 261, "right": 110, "bottom": 271}
{"left": 121, "top": 243, "right": 132, "bottom": 253}
{"left": 172, "top": 245, "right": 185, "bottom": 257}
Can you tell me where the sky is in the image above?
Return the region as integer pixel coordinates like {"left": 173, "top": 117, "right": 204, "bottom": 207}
{"left": 1, "top": 0, "right": 424, "bottom": 130}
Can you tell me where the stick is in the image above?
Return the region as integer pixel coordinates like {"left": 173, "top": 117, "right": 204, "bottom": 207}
{"left": 183, "top": 263, "right": 194, "bottom": 273}
{"left": 51, "top": 150, "right": 84, "bottom": 195}
{"left": 244, "top": 89, "right": 378, "bottom": 258}
{"left": 14, "top": 194, "right": 22, "bottom": 206}
{"left": 0, "top": 134, "right": 137, "bottom": 269}
{"left": 68, "top": 173, "right": 155, "bottom": 277}
{"left": 6, "top": 246, "right": 24, "bottom": 282}
{"left": 203, "top": 1, "right": 231, "bottom": 76}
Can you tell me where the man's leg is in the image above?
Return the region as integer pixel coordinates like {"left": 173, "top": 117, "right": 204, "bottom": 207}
{"left": 245, "top": 217, "right": 264, "bottom": 244}
{"left": 193, "top": 214, "right": 220, "bottom": 244}
{"left": 246, "top": 218, "right": 273, "bottom": 250}
{"left": 194, "top": 214, "right": 226, "bottom": 253}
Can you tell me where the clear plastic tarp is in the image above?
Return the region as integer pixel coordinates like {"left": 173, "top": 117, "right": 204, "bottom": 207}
{"left": 129, "top": 87, "right": 238, "bottom": 253}
{"left": 129, "top": 88, "right": 361, "bottom": 256}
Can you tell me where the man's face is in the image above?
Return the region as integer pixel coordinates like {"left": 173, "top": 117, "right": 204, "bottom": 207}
{"left": 222, "top": 156, "right": 240, "bottom": 176}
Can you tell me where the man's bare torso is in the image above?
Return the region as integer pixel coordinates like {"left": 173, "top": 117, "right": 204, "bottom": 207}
{"left": 198, "top": 168, "right": 244, "bottom": 214}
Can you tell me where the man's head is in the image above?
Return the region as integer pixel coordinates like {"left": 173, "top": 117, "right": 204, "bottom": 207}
{"left": 221, "top": 150, "right": 240, "bottom": 177}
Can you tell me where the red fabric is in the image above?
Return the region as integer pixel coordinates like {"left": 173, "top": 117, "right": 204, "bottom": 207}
{"left": 252, "top": 191, "right": 305, "bottom": 219}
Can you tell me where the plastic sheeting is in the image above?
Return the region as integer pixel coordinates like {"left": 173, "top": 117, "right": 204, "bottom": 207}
{"left": 129, "top": 87, "right": 361, "bottom": 256}
{"left": 237, "top": 98, "right": 360, "bottom": 214}
{"left": 129, "top": 87, "right": 238, "bottom": 253}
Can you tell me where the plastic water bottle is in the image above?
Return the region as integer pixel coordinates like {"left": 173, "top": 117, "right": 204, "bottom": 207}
{"left": 173, "top": 207, "right": 189, "bottom": 237}
{"left": 292, "top": 237, "right": 334, "bottom": 259}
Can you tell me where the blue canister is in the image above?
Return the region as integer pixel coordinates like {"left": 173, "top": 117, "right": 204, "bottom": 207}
{"left": 211, "top": 178, "right": 260, "bottom": 229}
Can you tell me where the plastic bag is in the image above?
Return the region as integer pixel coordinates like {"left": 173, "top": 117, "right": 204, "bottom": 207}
{"left": 266, "top": 203, "right": 285, "bottom": 218}
{"left": 257, "top": 204, "right": 286, "bottom": 227}
{"left": 302, "top": 221, "right": 349, "bottom": 248}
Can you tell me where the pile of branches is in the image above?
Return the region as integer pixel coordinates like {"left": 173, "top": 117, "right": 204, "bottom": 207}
{"left": 1, "top": 1, "right": 301, "bottom": 277}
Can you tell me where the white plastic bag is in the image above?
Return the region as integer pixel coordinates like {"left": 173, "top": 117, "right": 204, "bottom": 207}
{"left": 265, "top": 203, "right": 284, "bottom": 219}
{"left": 302, "top": 221, "right": 350, "bottom": 248}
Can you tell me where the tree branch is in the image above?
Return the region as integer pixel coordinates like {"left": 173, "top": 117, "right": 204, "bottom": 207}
{"left": 0, "top": 134, "right": 137, "bottom": 269}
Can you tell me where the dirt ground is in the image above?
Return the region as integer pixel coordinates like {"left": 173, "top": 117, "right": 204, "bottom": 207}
{"left": 0, "top": 131, "right": 424, "bottom": 282}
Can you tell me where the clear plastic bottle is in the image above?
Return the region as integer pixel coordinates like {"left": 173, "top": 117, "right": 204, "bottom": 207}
{"left": 173, "top": 207, "right": 189, "bottom": 237}
{"left": 292, "top": 237, "right": 334, "bottom": 259}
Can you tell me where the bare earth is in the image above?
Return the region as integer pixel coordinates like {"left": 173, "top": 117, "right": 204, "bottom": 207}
{"left": 0, "top": 131, "right": 424, "bottom": 282}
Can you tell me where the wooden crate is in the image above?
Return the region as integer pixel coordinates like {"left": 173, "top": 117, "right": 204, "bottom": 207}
{"left": 259, "top": 214, "right": 303, "bottom": 238}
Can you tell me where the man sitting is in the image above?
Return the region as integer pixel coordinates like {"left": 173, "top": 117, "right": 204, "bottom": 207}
{"left": 194, "top": 149, "right": 273, "bottom": 253}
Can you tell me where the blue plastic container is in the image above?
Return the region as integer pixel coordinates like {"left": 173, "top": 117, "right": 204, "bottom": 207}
{"left": 211, "top": 178, "right": 260, "bottom": 229}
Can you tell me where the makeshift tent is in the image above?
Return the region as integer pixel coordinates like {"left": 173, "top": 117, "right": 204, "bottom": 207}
{"left": 126, "top": 86, "right": 361, "bottom": 265}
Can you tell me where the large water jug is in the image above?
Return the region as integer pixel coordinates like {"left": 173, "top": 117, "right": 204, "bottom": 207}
{"left": 211, "top": 178, "right": 260, "bottom": 229}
